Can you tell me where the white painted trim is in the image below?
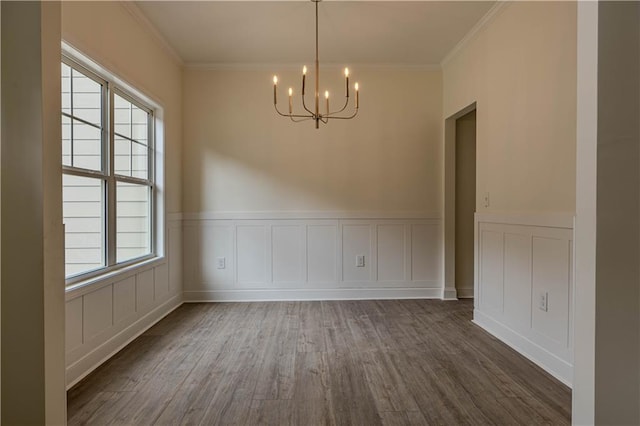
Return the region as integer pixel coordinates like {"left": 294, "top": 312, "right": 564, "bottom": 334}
{"left": 442, "top": 288, "right": 458, "bottom": 300}
{"left": 473, "top": 310, "right": 573, "bottom": 388}
{"left": 185, "top": 62, "right": 442, "bottom": 71}
{"left": 457, "top": 288, "right": 474, "bottom": 299}
{"left": 118, "top": 1, "right": 184, "bottom": 66}
{"left": 475, "top": 211, "right": 575, "bottom": 229}
{"left": 440, "top": 2, "right": 509, "bottom": 68}
{"left": 184, "top": 287, "right": 442, "bottom": 302}
{"left": 66, "top": 295, "right": 183, "bottom": 389}
{"left": 65, "top": 257, "right": 167, "bottom": 301}
{"left": 183, "top": 210, "right": 441, "bottom": 221}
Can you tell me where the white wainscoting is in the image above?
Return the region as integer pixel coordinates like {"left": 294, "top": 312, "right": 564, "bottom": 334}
{"left": 473, "top": 212, "right": 574, "bottom": 386}
{"left": 183, "top": 213, "right": 443, "bottom": 301}
{"left": 65, "top": 216, "right": 183, "bottom": 388}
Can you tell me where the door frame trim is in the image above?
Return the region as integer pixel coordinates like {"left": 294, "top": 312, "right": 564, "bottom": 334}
{"left": 443, "top": 102, "right": 476, "bottom": 300}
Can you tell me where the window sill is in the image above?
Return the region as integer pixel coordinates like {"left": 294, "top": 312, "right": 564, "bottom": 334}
{"left": 65, "top": 256, "right": 166, "bottom": 301}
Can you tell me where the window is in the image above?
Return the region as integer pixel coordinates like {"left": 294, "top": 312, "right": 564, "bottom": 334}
{"left": 62, "top": 58, "right": 156, "bottom": 282}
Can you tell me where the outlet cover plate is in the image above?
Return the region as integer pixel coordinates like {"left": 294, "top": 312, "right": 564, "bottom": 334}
{"left": 216, "top": 257, "right": 226, "bottom": 269}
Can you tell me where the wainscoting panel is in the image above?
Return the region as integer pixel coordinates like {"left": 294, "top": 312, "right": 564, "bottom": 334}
{"left": 272, "top": 225, "right": 304, "bottom": 284}
{"left": 376, "top": 224, "right": 406, "bottom": 282}
{"left": 306, "top": 223, "right": 338, "bottom": 283}
{"left": 411, "top": 223, "right": 441, "bottom": 282}
{"left": 136, "top": 268, "right": 155, "bottom": 314}
{"left": 479, "top": 229, "right": 504, "bottom": 314}
{"left": 236, "top": 224, "right": 269, "bottom": 286}
{"left": 113, "top": 276, "right": 136, "bottom": 325}
{"left": 342, "top": 224, "right": 372, "bottom": 282}
{"left": 183, "top": 216, "right": 443, "bottom": 301}
{"left": 83, "top": 285, "right": 113, "bottom": 343}
{"left": 65, "top": 216, "right": 184, "bottom": 388}
{"left": 474, "top": 213, "right": 574, "bottom": 386}
{"left": 66, "top": 297, "right": 83, "bottom": 353}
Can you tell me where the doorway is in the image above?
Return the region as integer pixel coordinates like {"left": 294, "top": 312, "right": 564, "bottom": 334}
{"left": 443, "top": 103, "right": 476, "bottom": 300}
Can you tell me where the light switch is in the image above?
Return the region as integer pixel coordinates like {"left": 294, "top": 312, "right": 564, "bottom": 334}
{"left": 356, "top": 255, "right": 365, "bottom": 267}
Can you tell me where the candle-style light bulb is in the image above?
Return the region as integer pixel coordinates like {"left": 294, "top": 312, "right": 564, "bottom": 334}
{"left": 302, "top": 66, "right": 307, "bottom": 95}
{"left": 355, "top": 82, "right": 359, "bottom": 109}
{"left": 325, "top": 90, "right": 329, "bottom": 116}
{"left": 345, "top": 67, "right": 350, "bottom": 97}
{"left": 273, "top": 76, "right": 278, "bottom": 104}
{"left": 288, "top": 88, "right": 293, "bottom": 114}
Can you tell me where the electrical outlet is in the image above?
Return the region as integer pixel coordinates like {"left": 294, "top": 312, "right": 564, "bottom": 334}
{"left": 216, "top": 257, "right": 226, "bottom": 269}
{"left": 483, "top": 192, "right": 490, "bottom": 208}
{"left": 538, "top": 291, "right": 548, "bottom": 312}
{"left": 356, "top": 255, "right": 365, "bottom": 267}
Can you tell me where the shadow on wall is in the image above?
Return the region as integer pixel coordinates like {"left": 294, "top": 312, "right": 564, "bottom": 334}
{"left": 182, "top": 67, "right": 444, "bottom": 214}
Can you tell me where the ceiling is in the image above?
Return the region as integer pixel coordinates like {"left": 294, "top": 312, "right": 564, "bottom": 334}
{"left": 134, "top": 1, "right": 495, "bottom": 66}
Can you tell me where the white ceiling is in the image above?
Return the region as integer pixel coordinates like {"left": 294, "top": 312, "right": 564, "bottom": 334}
{"left": 134, "top": 1, "right": 495, "bottom": 66}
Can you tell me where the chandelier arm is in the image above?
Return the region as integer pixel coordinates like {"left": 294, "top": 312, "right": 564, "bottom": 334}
{"left": 274, "top": 103, "right": 314, "bottom": 119}
{"left": 326, "top": 108, "right": 359, "bottom": 120}
{"left": 301, "top": 92, "right": 315, "bottom": 116}
{"left": 326, "top": 96, "right": 350, "bottom": 117}
{"left": 290, "top": 116, "right": 314, "bottom": 123}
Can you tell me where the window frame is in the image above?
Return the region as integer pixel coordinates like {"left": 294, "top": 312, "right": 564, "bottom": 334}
{"left": 63, "top": 55, "right": 158, "bottom": 286}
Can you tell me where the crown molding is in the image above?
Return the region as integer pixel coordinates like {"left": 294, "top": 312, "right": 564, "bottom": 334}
{"left": 119, "top": 1, "right": 184, "bottom": 66}
{"left": 184, "top": 62, "right": 442, "bottom": 71}
{"left": 440, "top": 1, "right": 509, "bottom": 68}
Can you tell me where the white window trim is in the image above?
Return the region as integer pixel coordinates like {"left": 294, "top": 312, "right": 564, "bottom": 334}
{"left": 62, "top": 42, "right": 166, "bottom": 288}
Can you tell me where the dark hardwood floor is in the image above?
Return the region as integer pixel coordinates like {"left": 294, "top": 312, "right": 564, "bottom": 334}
{"left": 67, "top": 299, "right": 571, "bottom": 425}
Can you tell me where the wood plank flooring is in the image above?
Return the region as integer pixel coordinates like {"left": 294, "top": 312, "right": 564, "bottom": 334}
{"left": 67, "top": 300, "right": 571, "bottom": 425}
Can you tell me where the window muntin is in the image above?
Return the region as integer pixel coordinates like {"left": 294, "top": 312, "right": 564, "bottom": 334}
{"left": 62, "top": 58, "right": 155, "bottom": 282}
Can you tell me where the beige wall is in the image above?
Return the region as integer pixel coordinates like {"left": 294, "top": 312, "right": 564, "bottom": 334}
{"left": 62, "top": 1, "right": 183, "bottom": 214}
{"left": 443, "top": 2, "right": 577, "bottom": 214}
{"left": 183, "top": 68, "right": 442, "bottom": 214}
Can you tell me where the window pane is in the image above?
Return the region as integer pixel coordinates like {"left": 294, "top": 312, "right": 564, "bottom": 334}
{"left": 131, "top": 106, "right": 148, "bottom": 145}
{"left": 71, "top": 67, "right": 102, "bottom": 126}
{"left": 114, "top": 93, "right": 149, "bottom": 146}
{"left": 72, "top": 119, "right": 102, "bottom": 171}
{"left": 114, "top": 136, "right": 130, "bottom": 176}
{"left": 114, "top": 94, "right": 132, "bottom": 138}
{"left": 117, "top": 182, "right": 151, "bottom": 263}
{"left": 114, "top": 137, "right": 149, "bottom": 180}
{"left": 63, "top": 175, "right": 105, "bottom": 277}
{"left": 132, "top": 142, "right": 149, "bottom": 179}
{"left": 62, "top": 115, "right": 71, "bottom": 166}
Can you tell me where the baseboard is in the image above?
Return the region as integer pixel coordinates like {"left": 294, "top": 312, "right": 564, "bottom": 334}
{"left": 473, "top": 309, "right": 573, "bottom": 387}
{"left": 456, "top": 287, "right": 474, "bottom": 298}
{"left": 441, "top": 287, "right": 458, "bottom": 300}
{"left": 184, "top": 287, "right": 442, "bottom": 302}
{"left": 66, "top": 294, "right": 183, "bottom": 389}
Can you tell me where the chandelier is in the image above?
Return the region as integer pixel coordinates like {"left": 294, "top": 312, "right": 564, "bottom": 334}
{"left": 273, "top": 0, "right": 359, "bottom": 129}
